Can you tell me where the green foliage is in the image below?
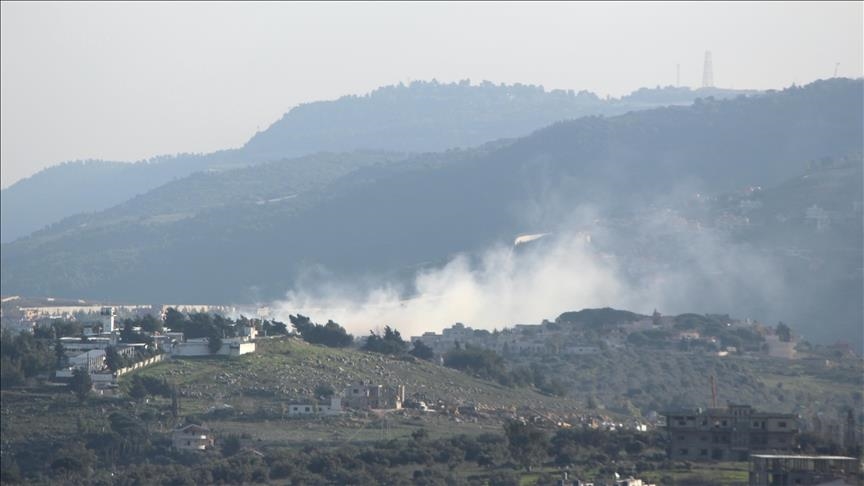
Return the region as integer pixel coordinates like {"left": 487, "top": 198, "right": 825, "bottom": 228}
{"left": 314, "top": 383, "right": 335, "bottom": 399}
{"left": 128, "top": 375, "right": 148, "bottom": 400}
{"left": 443, "top": 345, "right": 507, "bottom": 382}
{"left": 776, "top": 322, "right": 792, "bottom": 342}
{"left": 220, "top": 434, "right": 243, "bottom": 457}
{"left": 164, "top": 307, "right": 186, "bottom": 331}
{"left": 49, "top": 441, "right": 96, "bottom": 479}
{"left": 556, "top": 307, "right": 644, "bottom": 328}
{"left": 139, "top": 314, "right": 163, "bottom": 333}
{"left": 363, "top": 326, "right": 409, "bottom": 355}
{"left": 69, "top": 368, "right": 92, "bottom": 401}
{"left": 54, "top": 341, "right": 68, "bottom": 368}
{"left": 503, "top": 420, "right": 549, "bottom": 471}
{"left": 208, "top": 335, "right": 223, "bottom": 354}
{"left": 409, "top": 339, "right": 436, "bottom": 361}
{"left": 289, "top": 314, "right": 353, "bottom": 348}
{"left": 0, "top": 330, "right": 55, "bottom": 388}
{"left": 104, "top": 345, "right": 124, "bottom": 373}
{"left": 261, "top": 319, "right": 288, "bottom": 336}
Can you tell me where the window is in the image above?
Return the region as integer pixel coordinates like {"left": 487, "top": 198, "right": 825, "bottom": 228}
{"left": 679, "top": 449, "right": 688, "bottom": 456}
{"left": 305, "top": 406, "right": 310, "bottom": 412}
{"left": 721, "top": 420, "right": 727, "bottom": 426}
{"left": 778, "top": 421, "right": 787, "bottom": 428}
{"left": 678, "top": 420, "right": 686, "bottom": 426}
{"left": 700, "top": 449, "right": 708, "bottom": 456}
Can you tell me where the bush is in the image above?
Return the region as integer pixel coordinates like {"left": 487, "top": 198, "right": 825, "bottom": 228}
{"left": 363, "top": 326, "right": 408, "bottom": 355}
{"left": 290, "top": 315, "right": 353, "bottom": 347}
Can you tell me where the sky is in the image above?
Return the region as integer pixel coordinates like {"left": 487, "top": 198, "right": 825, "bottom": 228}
{"left": 2, "top": 1, "right": 862, "bottom": 188}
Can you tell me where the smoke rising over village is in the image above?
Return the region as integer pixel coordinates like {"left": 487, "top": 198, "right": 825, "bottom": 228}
{"left": 269, "top": 204, "right": 789, "bottom": 339}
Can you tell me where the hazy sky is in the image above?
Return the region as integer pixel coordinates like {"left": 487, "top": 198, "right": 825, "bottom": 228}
{"left": 2, "top": 1, "right": 862, "bottom": 188}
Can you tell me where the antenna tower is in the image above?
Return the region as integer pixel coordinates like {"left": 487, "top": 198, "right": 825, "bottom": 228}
{"left": 834, "top": 63, "right": 840, "bottom": 78}
{"left": 702, "top": 51, "right": 714, "bottom": 88}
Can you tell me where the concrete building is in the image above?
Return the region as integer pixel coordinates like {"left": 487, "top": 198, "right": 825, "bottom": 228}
{"left": 60, "top": 336, "right": 117, "bottom": 352}
{"left": 288, "top": 396, "right": 342, "bottom": 416}
{"left": 764, "top": 334, "right": 797, "bottom": 359}
{"left": 749, "top": 454, "right": 861, "bottom": 486}
{"left": 342, "top": 381, "right": 405, "bottom": 410}
{"left": 171, "top": 337, "right": 255, "bottom": 357}
{"left": 663, "top": 404, "right": 799, "bottom": 461}
{"left": 172, "top": 424, "right": 215, "bottom": 451}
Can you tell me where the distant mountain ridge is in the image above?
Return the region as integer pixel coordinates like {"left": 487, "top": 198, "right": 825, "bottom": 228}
{"left": 2, "top": 79, "right": 860, "bottom": 345}
{"left": 1, "top": 81, "right": 755, "bottom": 242}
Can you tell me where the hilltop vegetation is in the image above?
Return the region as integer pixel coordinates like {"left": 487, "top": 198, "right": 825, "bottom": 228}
{"left": 1, "top": 81, "right": 743, "bottom": 243}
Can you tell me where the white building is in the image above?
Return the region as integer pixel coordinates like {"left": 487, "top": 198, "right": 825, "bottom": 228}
{"left": 172, "top": 424, "right": 214, "bottom": 451}
{"left": 288, "top": 396, "right": 342, "bottom": 416}
{"left": 171, "top": 337, "right": 255, "bottom": 357}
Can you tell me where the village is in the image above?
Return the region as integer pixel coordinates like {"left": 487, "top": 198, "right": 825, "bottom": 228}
{"left": 1, "top": 298, "right": 862, "bottom": 485}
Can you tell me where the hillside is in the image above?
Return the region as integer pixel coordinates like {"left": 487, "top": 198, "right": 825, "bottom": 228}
{"left": 1, "top": 80, "right": 860, "bottom": 341}
{"left": 1, "top": 330, "right": 860, "bottom": 485}
{"left": 0, "top": 82, "right": 749, "bottom": 243}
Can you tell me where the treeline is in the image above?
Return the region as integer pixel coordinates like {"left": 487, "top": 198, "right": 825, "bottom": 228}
{"left": 0, "top": 330, "right": 55, "bottom": 388}
{"left": 163, "top": 308, "right": 288, "bottom": 338}
{"left": 288, "top": 314, "right": 353, "bottom": 347}
{"left": 2, "top": 413, "right": 674, "bottom": 486}
{"left": 442, "top": 345, "right": 567, "bottom": 397}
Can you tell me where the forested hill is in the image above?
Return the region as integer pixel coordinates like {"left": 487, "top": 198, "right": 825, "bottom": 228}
{"left": 1, "top": 81, "right": 752, "bottom": 243}
{"left": 1, "top": 80, "right": 860, "bottom": 346}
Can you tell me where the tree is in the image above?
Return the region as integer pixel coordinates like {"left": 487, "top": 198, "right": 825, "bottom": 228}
{"left": 290, "top": 315, "right": 353, "bottom": 348}
{"left": 208, "top": 335, "right": 223, "bottom": 354}
{"left": 164, "top": 307, "right": 185, "bottom": 331}
{"left": 443, "top": 346, "right": 506, "bottom": 382}
{"left": 363, "top": 326, "right": 409, "bottom": 355}
{"left": 262, "top": 319, "right": 288, "bottom": 336}
{"left": 55, "top": 341, "right": 68, "bottom": 368}
{"left": 128, "top": 376, "right": 148, "bottom": 400}
{"left": 503, "top": 420, "right": 548, "bottom": 471}
{"left": 776, "top": 322, "right": 792, "bottom": 342}
{"left": 409, "top": 340, "right": 435, "bottom": 361}
{"left": 70, "top": 368, "right": 92, "bottom": 401}
{"left": 139, "top": 314, "right": 163, "bottom": 333}
{"left": 315, "top": 383, "right": 335, "bottom": 399}
{"left": 105, "top": 345, "right": 123, "bottom": 373}
{"left": 221, "top": 434, "right": 242, "bottom": 457}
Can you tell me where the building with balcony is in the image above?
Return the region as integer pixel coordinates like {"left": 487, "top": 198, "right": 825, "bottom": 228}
{"left": 663, "top": 404, "right": 799, "bottom": 461}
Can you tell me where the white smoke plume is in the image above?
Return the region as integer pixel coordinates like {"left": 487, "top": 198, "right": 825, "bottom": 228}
{"left": 267, "top": 207, "right": 788, "bottom": 339}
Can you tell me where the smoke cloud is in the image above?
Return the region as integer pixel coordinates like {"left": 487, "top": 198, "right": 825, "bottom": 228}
{"left": 267, "top": 206, "right": 788, "bottom": 339}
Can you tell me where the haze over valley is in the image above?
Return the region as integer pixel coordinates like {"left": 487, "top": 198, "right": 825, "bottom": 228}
{"left": 1, "top": 4, "right": 862, "bottom": 485}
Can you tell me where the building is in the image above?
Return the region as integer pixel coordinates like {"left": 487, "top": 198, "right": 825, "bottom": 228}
{"left": 171, "top": 337, "right": 255, "bottom": 357}
{"left": 765, "top": 334, "right": 797, "bottom": 359}
{"left": 342, "top": 381, "right": 405, "bottom": 410}
{"left": 749, "top": 454, "right": 861, "bottom": 486}
{"left": 172, "top": 424, "right": 215, "bottom": 451}
{"left": 287, "top": 396, "right": 342, "bottom": 416}
{"left": 663, "top": 404, "right": 799, "bottom": 461}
